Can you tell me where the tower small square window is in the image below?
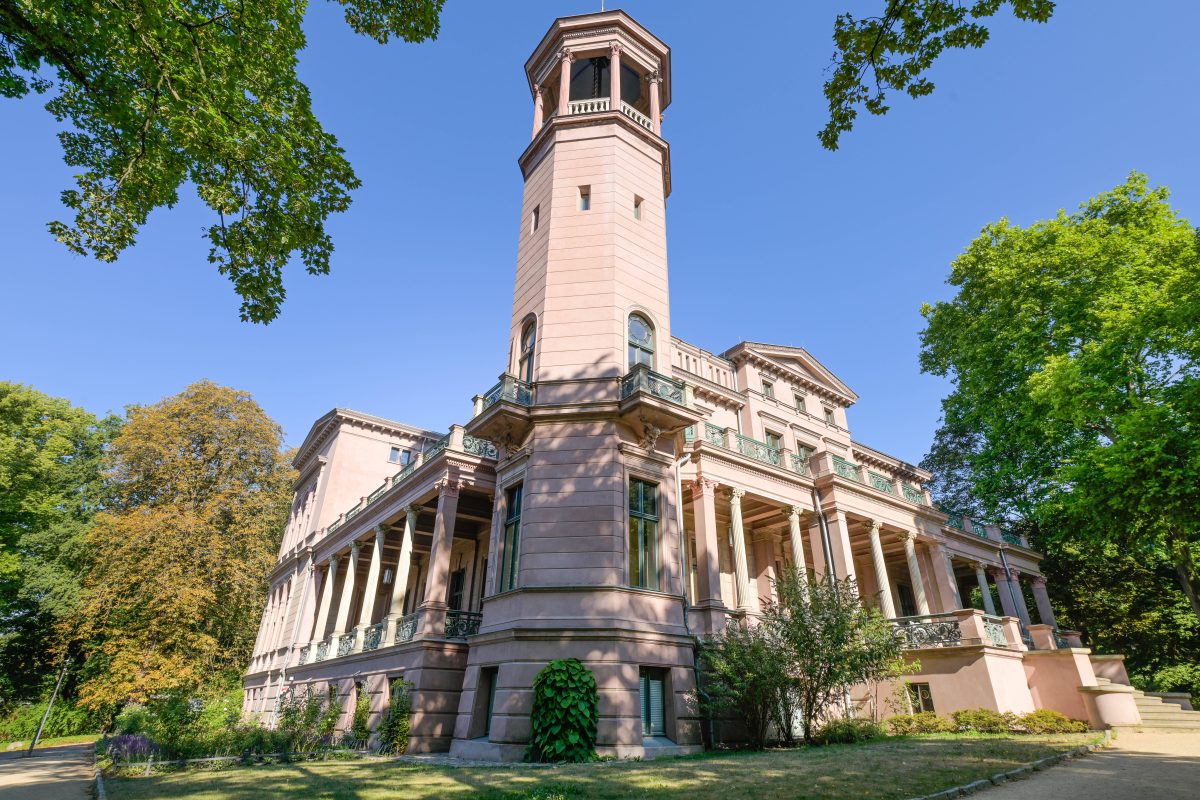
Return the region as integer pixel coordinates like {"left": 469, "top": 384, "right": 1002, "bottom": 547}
{"left": 761, "top": 380, "right": 774, "bottom": 399}
{"left": 634, "top": 195, "right": 643, "bottom": 220}
{"left": 531, "top": 205, "right": 540, "bottom": 232}
{"left": 824, "top": 408, "right": 836, "bottom": 426}
{"left": 579, "top": 186, "right": 591, "bottom": 211}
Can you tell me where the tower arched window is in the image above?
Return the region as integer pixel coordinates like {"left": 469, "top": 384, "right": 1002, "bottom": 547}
{"left": 628, "top": 314, "right": 654, "bottom": 369}
{"left": 518, "top": 321, "right": 536, "bottom": 383}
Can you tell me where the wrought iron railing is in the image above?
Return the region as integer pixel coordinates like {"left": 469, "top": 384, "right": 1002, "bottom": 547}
{"left": 393, "top": 612, "right": 418, "bottom": 644}
{"left": 337, "top": 633, "right": 355, "bottom": 657}
{"left": 735, "top": 433, "right": 781, "bottom": 467}
{"left": 344, "top": 500, "right": 363, "bottom": 521}
{"left": 392, "top": 457, "right": 420, "bottom": 485}
{"left": 941, "top": 507, "right": 965, "bottom": 531}
{"left": 1002, "top": 532, "right": 1024, "bottom": 547}
{"left": 367, "top": 482, "right": 389, "bottom": 504}
{"left": 423, "top": 434, "right": 450, "bottom": 462}
{"left": 620, "top": 364, "right": 687, "bottom": 406}
{"left": 982, "top": 615, "right": 1008, "bottom": 648}
{"left": 315, "top": 640, "right": 330, "bottom": 662}
{"left": 445, "top": 610, "right": 483, "bottom": 639}
{"left": 790, "top": 452, "right": 809, "bottom": 476}
{"left": 328, "top": 518, "right": 344, "bottom": 535}
{"left": 832, "top": 456, "right": 863, "bottom": 483}
{"left": 703, "top": 422, "right": 725, "bottom": 446}
{"left": 1053, "top": 629, "right": 1069, "bottom": 649}
{"left": 482, "top": 374, "right": 533, "bottom": 410}
{"left": 891, "top": 613, "right": 963, "bottom": 649}
{"left": 363, "top": 621, "right": 385, "bottom": 652}
{"left": 867, "top": 471, "right": 895, "bottom": 494}
{"left": 297, "top": 644, "right": 312, "bottom": 666}
{"left": 463, "top": 435, "right": 498, "bottom": 459}
{"left": 902, "top": 483, "right": 925, "bottom": 504}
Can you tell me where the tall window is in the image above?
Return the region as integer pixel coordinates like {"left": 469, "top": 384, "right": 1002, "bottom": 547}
{"left": 518, "top": 322, "right": 536, "bottom": 383}
{"left": 500, "top": 484, "right": 523, "bottom": 592}
{"left": 761, "top": 379, "right": 775, "bottom": 399}
{"left": 765, "top": 430, "right": 782, "bottom": 450}
{"left": 629, "top": 478, "right": 660, "bottom": 590}
{"left": 628, "top": 314, "right": 654, "bottom": 369}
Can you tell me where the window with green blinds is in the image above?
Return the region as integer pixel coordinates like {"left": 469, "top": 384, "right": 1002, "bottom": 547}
{"left": 639, "top": 669, "right": 665, "bottom": 737}
{"left": 629, "top": 478, "right": 659, "bottom": 590}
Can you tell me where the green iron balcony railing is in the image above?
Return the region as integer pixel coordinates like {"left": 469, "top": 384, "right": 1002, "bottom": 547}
{"left": 735, "top": 433, "right": 781, "bottom": 467}
{"left": 1002, "top": 532, "right": 1024, "bottom": 547}
{"left": 867, "top": 471, "right": 895, "bottom": 494}
{"left": 902, "top": 483, "right": 925, "bottom": 504}
{"left": 982, "top": 615, "right": 1009, "bottom": 648}
{"left": 891, "top": 612, "right": 963, "bottom": 649}
{"left": 463, "top": 435, "right": 499, "bottom": 459}
{"left": 482, "top": 374, "right": 533, "bottom": 410}
{"left": 423, "top": 434, "right": 450, "bottom": 462}
{"left": 790, "top": 452, "right": 809, "bottom": 476}
{"left": 336, "top": 633, "right": 354, "bottom": 658}
{"left": 620, "top": 364, "right": 687, "bottom": 406}
{"left": 394, "top": 612, "right": 418, "bottom": 644}
{"left": 445, "top": 610, "right": 483, "bottom": 639}
{"left": 363, "top": 621, "right": 385, "bottom": 652}
{"left": 940, "top": 507, "right": 965, "bottom": 531}
{"left": 315, "top": 640, "right": 330, "bottom": 662}
{"left": 832, "top": 456, "right": 863, "bottom": 483}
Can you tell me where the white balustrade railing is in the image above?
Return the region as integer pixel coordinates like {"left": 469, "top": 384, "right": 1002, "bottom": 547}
{"left": 567, "top": 97, "right": 610, "bottom": 115}
{"left": 621, "top": 101, "right": 653, "bottom": 130}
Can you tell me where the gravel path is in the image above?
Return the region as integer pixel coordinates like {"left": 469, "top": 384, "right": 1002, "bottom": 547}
{"left": 0, "top": 742, "right": 93, "bottom": 800}
{"left": 982, "top": 731, "right": 1200, "bottom": 800}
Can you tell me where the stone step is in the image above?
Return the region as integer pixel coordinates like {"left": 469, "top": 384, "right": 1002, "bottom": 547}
{"left": 1121, "top": 719, "right": 1200, "bottom": 731}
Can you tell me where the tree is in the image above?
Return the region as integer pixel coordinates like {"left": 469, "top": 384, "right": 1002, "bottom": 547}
{"left": 0, "top": 383, "right": 117, "bottom": 704}
{"left": 1, "top": 0, "right": 444, "bottom": 323}
{"left": 822, "top": 1, "right": 1055, "bottom": 150}
{"left": 73, "top": 381, "right": 294, "bottom": 712}
{"left": 919, "top": 172, "right": 1200, "bottom": 617}
{"left": 769, "top": 571, "right": 905, "bottom": 744}
{"left": 696, "top": 615, "right": 791, "bottom": 750}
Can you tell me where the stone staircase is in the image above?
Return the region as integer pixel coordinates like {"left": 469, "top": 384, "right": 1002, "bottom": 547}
{"left": 1096, "top": 677, "right": 1200, "bottom": 731}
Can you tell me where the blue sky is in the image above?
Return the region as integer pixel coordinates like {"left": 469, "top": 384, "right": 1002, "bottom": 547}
{"left": 2, "top": 1, "right": 1197, "bottom": 463}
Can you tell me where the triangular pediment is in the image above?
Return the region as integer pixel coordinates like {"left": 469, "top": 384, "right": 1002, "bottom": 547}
{"left": 727, "top": 342, "right": 858, "bottom": 404}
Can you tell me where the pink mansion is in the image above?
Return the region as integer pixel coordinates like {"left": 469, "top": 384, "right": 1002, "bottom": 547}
{"left": 243, "top": 11, "right": 1148, "bottom": 758}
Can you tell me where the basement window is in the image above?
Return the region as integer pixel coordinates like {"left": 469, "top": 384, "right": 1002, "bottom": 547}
{"left": 908, "top": 682, "right": 935, "bottom": 713}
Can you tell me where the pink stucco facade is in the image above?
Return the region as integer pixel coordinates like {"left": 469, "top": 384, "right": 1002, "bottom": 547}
{"left": 242, "top": 11, "right": 1137, "bottom": 757}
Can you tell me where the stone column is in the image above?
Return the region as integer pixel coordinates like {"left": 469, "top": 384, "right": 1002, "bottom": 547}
{"left": 608, "top": 42, "right": 621, "bottom": 109}
{"left": 825, "top": 509, "right": 859, "bottom": 587}
{"left": 926, "top": 539, "right": 962, "bottom": 612}
{"left": 1029, "top": 575, "right": 1058, "bottom": 627}
{"left": 419, "top": 478, "right": 461, "bottom": 635}
{"left": 352, "top": 526, "right": 387, "bottom": 652}
{"left": 384, "top": 505, "right": 418, "bottom": 643}
{"left": 900, "top": 531, "right": 930, "bottom": 616}
{"left": 785, "top": 505, "right": 808, "bottom": 587}
{"left": 991, "top": 566, "right": 1018, "bottom": 619}
{"left": 1009, "top": 569, "right": 1033, "bottom": 627}
{"left": 310, "top": 555, "right": 339, "bottom": 647}
{"left": 973, "top": 562, "right": 997, "bottom": 615}
{"left": 752, "top": 532, "right": 774, "bottom": 609}
{"left": 649, "top": 70, "right": 662, "bottom": 135}
{"left": 729, "top": 489, "right": 753, "bottom": 611}
{"left": 557, "top": 49, "right": 573, "bottom": 117}
{"left": 691, "top": 477, "right": 723, "bottom": 605}
{"left": 867, "top": 521, "right": 896, "bottom": 619}
{"left": 531, "top": 85, "right": 544, "bottom": 138}
{"left": 332, "top": 542, "right": 360, "bottom": 640}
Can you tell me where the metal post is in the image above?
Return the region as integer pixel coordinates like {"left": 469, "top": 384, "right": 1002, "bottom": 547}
{"left": 27, "top": 659, "right": 69, "bottom": 757}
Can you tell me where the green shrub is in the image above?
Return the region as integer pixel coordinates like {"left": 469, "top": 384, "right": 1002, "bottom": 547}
{"left": 350, "top": 684, "right": 371, "bottom": 745}
{"left": 1144, "top": 663, "right": 1200, "bottom": 707}
{"left": 317, "top": 686, "right": 342, "bottom": 742}
{"left": 885, "top": 711, "right": 955, "bottom": 735}
{"left": 526, "top": 659, "right": 598, "bottom": 763}
{"left": 0, "top": 699, "right": 99, "bottom": 741}
{"left": 1017, "top": 709, "right": 1088, "bottom": 734}
{"left": 952, "top": 708, "right": 1016, "bottom": 733}
{"left": 812, "top": 717, "right": 886, "bottom": 745}
{"left": 377, "top": 680, "right": 412, "bottom": 755}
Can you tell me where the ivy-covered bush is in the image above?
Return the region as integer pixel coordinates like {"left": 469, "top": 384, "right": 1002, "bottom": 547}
{"left": 349, "top": 684, "right": 371, "bottom": 746}
{"left": 0, "top": 698, "right": 100, "bottom": 741}
{"left": 1016, "top": 709, "right": 1088, "bottom": 734}
{"left": 377, "top": 680, "right": 413, "bottom": 755}
{"left": 812, "top": 717, "right": 886, "bottom": 745}
{"left": 951, "top": 708, "right": 1015, "bottom": 733}
{"left": 526, "top": 659, "right": 598, "bottom": 763}
{"left": 885, "top": 711, "right": 955, "bottom": 735}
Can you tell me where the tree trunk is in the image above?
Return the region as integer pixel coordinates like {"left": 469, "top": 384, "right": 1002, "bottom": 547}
{"left": 1167, "top": 529, "right": 1200, "bottom": 619}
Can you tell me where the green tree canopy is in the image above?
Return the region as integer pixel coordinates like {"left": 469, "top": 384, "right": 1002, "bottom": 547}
{"left": 74, "top": 380, "right": 294, "bottom": 712}
{"left": 919, "top": 172, "right": 1200, "bottom": 617}
{"left": 1, "top": 0, "right": 444, "bottom": 323}
{"left": 821, "top": 1, "right": 1055, "bottom": 150}
{"left": 0, "top": 383, "right": 117, "bottom": 704}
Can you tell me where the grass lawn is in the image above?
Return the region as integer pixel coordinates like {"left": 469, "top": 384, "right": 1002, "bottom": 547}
{"left": 1, "top": 733, "right": 100, "bottom": 752}
{"left": 105, "top": 733, "right": 1100, "bottom": 800}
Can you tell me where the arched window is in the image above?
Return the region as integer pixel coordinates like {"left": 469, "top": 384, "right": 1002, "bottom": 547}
{"left": 518, "top": 321, "right": 536, "bottom": 383}
{"left": 628, "top": 313, "right": 654, "bottom": 369}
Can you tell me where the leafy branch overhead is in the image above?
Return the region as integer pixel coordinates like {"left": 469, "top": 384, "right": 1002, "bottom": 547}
{"left": 821, "top": 1, "right": 1055, "bottom": 150}
{"left": 0, "top": 0, "right": 444, "bottom": 323}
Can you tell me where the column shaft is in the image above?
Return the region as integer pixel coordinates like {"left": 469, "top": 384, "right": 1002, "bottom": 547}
{"left": 992, "top": 567, "right": 1018, "bottom": 618}
{"left": 649, "top": 73, "right": 662, "bottom": 135}
{"left": 332, "top": 543, "right": 360, "bottom": 636}
{"left": 974, "top": 563, "right": 997, "bottom": 615}
{"left": 531, "top": 86, "right": 544, "bottom": 138}
{"left": 901, "top": 533, "right": 930, "bottom": 615}
{"left": 311, "top": 556, "right": 339, "bottom": 644}
{"left": 691, "top": 478, "right": 724, "bottom": 605}
{"left": 786, "top": 506, "right": 808, "bottom": 588}
{"left": 609, "top": 43, "right": 621, "bottom": 108}
{"left": 1030, "top": 577, "right": 1058, "bottom": 627}
{"left": 358, "top": 528, "right": 386, "bottom": 628}
{"left": 729, "top": 489, "right": 753, "bottom": 611}
{"left": 387, "top": 506, "right": 417, "bottom": 617}
{"left": 557, "top": 50, "right": 573, "bottom": 116}
{"left": 868, "top": 522, "right": 897, "bottom": 618}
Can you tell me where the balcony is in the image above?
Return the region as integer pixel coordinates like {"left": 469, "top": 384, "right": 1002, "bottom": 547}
{"left": 445, "top": 610, "right": 483, "bottom": 639}
{"left": 687, "top": 423, "right": 810, "bottom": 478}
{"left": 891, "top": 610, "right": 1012, "bottom": 650}
{"left": 618, "top": 364, "right": 702, "bottom": 438}
{"left": 468, "top": 373, "right": 534, "bottom": 445}
{"left": 554, "top": 98, "right": 654, "bottom": 133}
